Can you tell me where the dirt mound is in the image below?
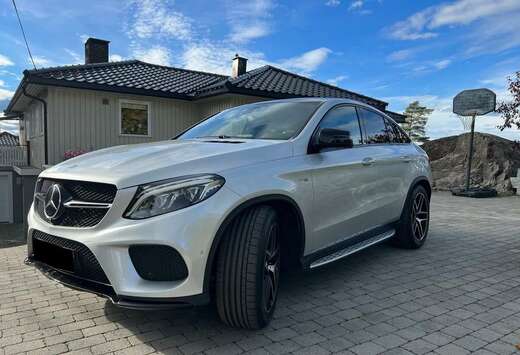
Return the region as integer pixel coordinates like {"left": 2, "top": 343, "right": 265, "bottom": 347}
{"left": 422, "top": 133, "right": 520, "bottom": 195}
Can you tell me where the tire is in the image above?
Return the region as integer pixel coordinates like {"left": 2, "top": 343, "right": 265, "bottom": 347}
{"left": 393, "top": 185, "right": 430, "bottom": 249}
{"left": 215, "top": 205, "right": 280, "bottom": 329}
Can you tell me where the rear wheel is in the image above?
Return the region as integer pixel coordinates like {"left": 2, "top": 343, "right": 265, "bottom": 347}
{"left": 215, "top": 206, "right": 280, "bottom": 329}
{"left": 393, "top": 185, "right": 430, "bottom": 249}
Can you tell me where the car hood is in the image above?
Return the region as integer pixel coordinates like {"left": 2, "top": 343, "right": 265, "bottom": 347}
{"left": 41, "top": 139, "right": 292, "bottom": 188}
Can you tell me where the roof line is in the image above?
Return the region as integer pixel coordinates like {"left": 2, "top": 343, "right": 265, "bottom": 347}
{"left": 25, "top": 76, "right": 196, "bottom": 100}
{"left": 131, "top": 60, "right": 229, "bottom": 79}
{"left": 24, "top": 60, "right": 140, "bottom": 75}
{"left": 254, "top": 65, "right": 388, "bottom": 106}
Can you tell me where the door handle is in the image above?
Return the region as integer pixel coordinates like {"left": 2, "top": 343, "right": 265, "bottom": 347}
{"left": 362, "top": 157, "right": 374, "bottom": 166}
{"left": 400, "top": 155, "right": 411, "bottom": 163}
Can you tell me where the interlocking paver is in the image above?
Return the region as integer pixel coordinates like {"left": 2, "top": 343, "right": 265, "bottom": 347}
{"left": 1, "top": 192, "right": 520, "bottom": 354}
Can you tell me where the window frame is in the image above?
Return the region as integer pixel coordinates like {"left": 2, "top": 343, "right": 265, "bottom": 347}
{"left": 119, "top": 99, "right": 152, "bottom": 137}
{"left": 358, "top": 106, "right": 412, "bottom": 146}
{"left": 308, "top": 104, "right": 365, "bottom": 154}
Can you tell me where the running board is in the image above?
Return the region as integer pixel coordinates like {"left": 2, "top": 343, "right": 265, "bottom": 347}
{"left": 309, "top": 229, "right": 395, "bottom": 269}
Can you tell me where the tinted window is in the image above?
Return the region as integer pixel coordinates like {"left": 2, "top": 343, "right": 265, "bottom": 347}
{"left": 178, "top": 101, "right": 321, "bottom": 140}
{"left": 385, "top": 120, "right": 401, "bottom": 143}
{"left": 395, "top": 123, "right": 411, "bottom": 143}
{"left": 318, "top": 106, "right": 363, "bottom": 146}
{"left": 385, "top": 119, "right": 412, "bottom": 144}
{"left": 359, "top": 108, "right": 391, "bottom": 144}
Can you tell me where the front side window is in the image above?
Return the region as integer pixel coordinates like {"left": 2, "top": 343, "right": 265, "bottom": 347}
{"left": 120, "top": 101, "right": 150, "bottom": 136}
{"left": 178, "top": 101, "right": 322, "bottom": 140}
{"left": 359, "top": 108, "right": 391, "bottom": 144}
{"left": 318, "top": 106, "right": 363, "bottom": 146}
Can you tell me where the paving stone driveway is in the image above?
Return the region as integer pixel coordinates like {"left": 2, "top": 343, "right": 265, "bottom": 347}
{"left": 1, "top": 192, "right": 520, "bottom": 355}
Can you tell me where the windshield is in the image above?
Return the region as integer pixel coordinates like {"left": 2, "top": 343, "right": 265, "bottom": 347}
{"left": 178, "top": 101, "right": 322, "bottom": 140}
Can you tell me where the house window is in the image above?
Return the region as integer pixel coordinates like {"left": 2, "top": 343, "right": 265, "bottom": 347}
{"left": 119, "top": 100, "right": 150, "bottom": 136}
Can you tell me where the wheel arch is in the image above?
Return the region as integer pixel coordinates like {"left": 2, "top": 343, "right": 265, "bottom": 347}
{"left": 203, "top": 194, "right": 306, "bottom": 294}
{"left": 406, "top": 176, "right": 432, "bottom": 204}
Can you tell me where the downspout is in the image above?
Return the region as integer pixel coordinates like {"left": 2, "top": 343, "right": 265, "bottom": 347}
{"left": 22, "top": 85, "right": 48, "bottom": 166}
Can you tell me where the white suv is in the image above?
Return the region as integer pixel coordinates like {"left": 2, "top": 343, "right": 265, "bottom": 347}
{"left": 27, "top": 98, "right": 432, "bottom": 329}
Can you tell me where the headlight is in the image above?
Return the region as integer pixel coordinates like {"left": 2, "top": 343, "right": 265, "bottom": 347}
{"left": 124, "top": 174, "right": 225, "bottom": 219}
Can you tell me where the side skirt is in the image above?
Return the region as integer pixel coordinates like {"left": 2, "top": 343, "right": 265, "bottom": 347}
{"left": 302, "top": 224, "right": 396, "bottom": 270}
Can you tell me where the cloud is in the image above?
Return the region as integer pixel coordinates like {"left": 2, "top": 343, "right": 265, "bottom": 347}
{"left": 65, "top": 49, "right": 82, "bottom": 64}
{"left": 279, "top": 48, "right": 332, "bottom": 75}
{"left": 109, "top": 54, "right": 124, "bottom": 62}
{"left": 388, "top": 0, "right": 520, "bottom": 41}
{"left": 178, "top": 42, "right": 331, "bottom": 77}
{"left": 327, "top": 75, "right": 348, "bottom": 86}
{"left": 0, "top": 88, "right": 14, "bottom": 101}
{"left": 325, "top": 0, "right": 340, "bottom": 7}
{"left": 32, "top": 56, "right": 53, "bottom": 67}
{"left": 388, "top": 8, "right": 438, "bottom": 40}
{"left": 433, "top": 59, "right": 451, "bottom": 70}
{"left": 349, "top": 1, "right": 363, "bottom": 10}
{"left": 133, "top": 46, "right": 171, "bottom": 66}
{"left": 0, "top": 119, "right": 19, "bottom": 135}
{"left": 129, "top": 0, "right": 192, "bottom": 41}
{"left": 429, "top": 0, "right": 520, "bottom": 27}
{"left": 387, "top": 49, "right": 415, "bottom": 62}
{"left": 0, "top": 54, "right": 14, "bottom": 66}
{"left": 0, "top": 80, "right": 5, "bottom": 87}
{"left": 226, "top": 0, "right": 274, "bottom": 43}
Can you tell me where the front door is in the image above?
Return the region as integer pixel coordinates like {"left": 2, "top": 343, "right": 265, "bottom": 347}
{"left": 306, "top": 105, "right": 377, "bottom": 252}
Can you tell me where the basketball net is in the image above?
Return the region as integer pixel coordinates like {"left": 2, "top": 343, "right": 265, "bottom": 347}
{"left": 458, "top": 115, "right": 474, "bottom": 131}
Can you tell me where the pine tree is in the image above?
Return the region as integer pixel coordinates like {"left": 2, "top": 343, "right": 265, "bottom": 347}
{"left": 403, "top": 101, "right": 433, "bottom": 143}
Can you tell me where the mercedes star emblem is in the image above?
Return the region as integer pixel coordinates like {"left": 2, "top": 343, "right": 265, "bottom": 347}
{"left": 44, "top": 184, "right": 63, "bottom": 220}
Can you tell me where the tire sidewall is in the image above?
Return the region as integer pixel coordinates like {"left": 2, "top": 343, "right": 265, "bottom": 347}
{"left": 254, "top": 211, "right": 279, "bottom": 327}
{"left": 405, "top": 185, "right": 430, "bottom": 247}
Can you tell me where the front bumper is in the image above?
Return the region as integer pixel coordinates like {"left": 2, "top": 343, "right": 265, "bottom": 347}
{"left": 27, "top": 184, "right": 241, "bottom": 306}
{"left": 25, "top": 258, "right": 208, "bottom": 309}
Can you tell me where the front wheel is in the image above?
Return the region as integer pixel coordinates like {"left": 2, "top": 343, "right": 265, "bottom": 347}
{"left": 215, "top": 206, "right": 280, "bottom": 329}
{"left": 393, "top": 185, "right": 430, "bottom": 249}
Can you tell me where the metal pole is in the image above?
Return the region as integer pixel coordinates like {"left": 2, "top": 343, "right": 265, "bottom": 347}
{"left": 465, "top": 114, "right": 476, "bottom": 191}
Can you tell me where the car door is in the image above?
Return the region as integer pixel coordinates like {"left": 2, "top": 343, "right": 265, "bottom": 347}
{"left": 307, "top": 105, "right": 381, "bottom": 252}
{"left": 357, "top": 107, "right": 409, "bottom": 228}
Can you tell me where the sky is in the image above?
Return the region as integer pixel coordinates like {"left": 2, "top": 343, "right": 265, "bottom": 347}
{"left": 0, "top": 0, "right": 519, "bottom": 141}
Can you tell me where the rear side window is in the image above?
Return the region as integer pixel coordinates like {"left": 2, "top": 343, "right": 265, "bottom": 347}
{"left": 359, "top": 108, "right": 391, "bottom": 144}
{"left": 386, "top": 119, "right": 411, "bottom": 144}
{"left": 318, "top": 106, "right": 363, "bottom": 145}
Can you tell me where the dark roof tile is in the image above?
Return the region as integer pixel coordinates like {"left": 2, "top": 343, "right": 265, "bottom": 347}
{"left": 17, "top": 60, "right": 391, "bottom": 113}
{"left": 0, "top": 132, "right": 19, "bottom": 146}
{"left": 25, "top": 60, "right": 226, "bottom": 98}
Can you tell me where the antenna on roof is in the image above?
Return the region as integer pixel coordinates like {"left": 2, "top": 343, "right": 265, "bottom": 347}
{"left": 11, "top": 0, "right": 36, "bottom": 70}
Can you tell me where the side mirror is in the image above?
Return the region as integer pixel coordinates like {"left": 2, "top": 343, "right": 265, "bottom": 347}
{"left": 315, "top": 128, "right": 354, "bottom": 151}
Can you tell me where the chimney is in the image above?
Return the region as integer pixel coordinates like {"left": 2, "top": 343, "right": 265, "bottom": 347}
{"left": 231, "top": 54, "right": 247, "bottom": 78}
{"left": 84, "top": 38, "right": 110, "bottom": 64}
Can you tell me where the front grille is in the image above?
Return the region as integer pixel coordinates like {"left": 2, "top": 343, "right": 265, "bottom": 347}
{"left": 32, "top": 230, "right": 110, "bottom": 284}
{"left": 35, "top": 178, "right": 117, "bottom": 227}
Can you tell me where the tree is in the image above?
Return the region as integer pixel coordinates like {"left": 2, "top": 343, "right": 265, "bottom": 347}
{"left": 402, "top": 101, "right": 433, "bottom": 143}
{"left": 497, "top": 71, "right": 520, "bottom": 130}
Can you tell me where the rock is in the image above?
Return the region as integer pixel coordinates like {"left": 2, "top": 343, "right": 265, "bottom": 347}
{"left": 421, "top": 133, "right": 520, "bottom": 195}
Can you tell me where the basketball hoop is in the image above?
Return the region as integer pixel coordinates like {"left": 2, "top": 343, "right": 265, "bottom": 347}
{"left": 458, "top": 115, "right": 474, "bottom": 131}
{"left": 452, "top": 88, "right": 497, "bottom": 197}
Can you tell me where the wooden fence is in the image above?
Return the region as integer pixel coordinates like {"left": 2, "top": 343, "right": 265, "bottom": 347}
{"left": 0, "top": 146, "right": 28, "bottom": 166}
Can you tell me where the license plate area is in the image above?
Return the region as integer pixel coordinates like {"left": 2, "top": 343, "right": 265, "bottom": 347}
{"left": 33, "top": 237, "right": 75, "bottom": 272}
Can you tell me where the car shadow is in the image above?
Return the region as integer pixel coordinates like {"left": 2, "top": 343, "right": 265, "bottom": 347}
{"left": 102, "top": 241, "right": 421, "bottom": 351}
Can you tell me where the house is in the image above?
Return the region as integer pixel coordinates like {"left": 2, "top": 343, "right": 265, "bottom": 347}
{"left": 4, "top": 38, "right": 405, "bottom": 169}
{"left": 0, "top": 131, "right": 19, "bottom": 146}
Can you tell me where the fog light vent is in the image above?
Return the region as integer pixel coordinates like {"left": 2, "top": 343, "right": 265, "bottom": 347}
{"left": 129, "top": 245, "right": 188, "bottom": 281}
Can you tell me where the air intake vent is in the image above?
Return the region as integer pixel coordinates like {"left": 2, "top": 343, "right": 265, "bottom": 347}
{"left": 129, "top": 245, "right": 188, "bottom": 281}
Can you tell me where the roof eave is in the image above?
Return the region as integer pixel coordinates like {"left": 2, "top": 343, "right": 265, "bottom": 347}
{"left": 24, "top": 76, "right": 196, "bottom": 101}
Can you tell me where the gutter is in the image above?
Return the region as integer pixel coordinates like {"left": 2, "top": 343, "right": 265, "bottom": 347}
{"left": 21, "top": 85, "right": 48, "bottom": 165}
